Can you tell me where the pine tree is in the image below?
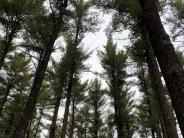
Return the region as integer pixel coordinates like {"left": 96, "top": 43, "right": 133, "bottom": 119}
{"left": 87, "top": 79, "right": 104, "bottom": 138}
{"left": 137, "top": 67, "right": 162, "bottom": 138}
{"left": 99, "top": 38, "right": 136, "bottom": 138}
{"left": 12, "top": 1, "right": 69, "bottom": 137}
{"left": 0, "top": 52, "right": 32, "bottom": 137}
{"left": 75, "top": 105, "right": 91, "bottom": 138}
{"left": 60, "top": 0, "right": 97, "bottom": 137}
{"left": 0, "top": 53, "right": 31, "bottom": 116}
{"left": 60, "top": 36, "right": 90, "bottom": 138}
{"left": 68, "top": 79, "right": 87, "bottom": 138}
{"left": 48, "top": 55, "right": 70, "bottom": 138}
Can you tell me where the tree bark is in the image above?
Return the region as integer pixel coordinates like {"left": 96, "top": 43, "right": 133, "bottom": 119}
{"left": 146, "top": 43, "right": 178, "bottom": 138}
{"left": 151, "top": 129, "right": 156, "bottom": 138}
{"left": 141, "top": 67, "right": 156, "bottom": 138}
{"left": 26, "top": 118, "right": 33, "bottom": 138}
{"left": 49, "top": 94, "right": 62, "bottom": 138}
{"left": 69, "top": 96, "right": 75, "bottom": 138}
{"left": 11, "top": 2, "right": 68, "bottom": 137}
{"left": 139, "top": 0, "right": 184, "bottom": 135}
{"left": 34, "top": 108, "right": 44, "bottom": 138}
{"left": 94, "top": 97, "right": 98, "bottom": 138}
{"left": 60, "top": 16, "right": 80, "bottom": 138}
{"left": 113, "top": 86, "right": 124, "bottom": 138}
{"left": 154, "top": 99, "right": 168, "bottom": 138}
{"left": 0, "top": 82, "right": 13, "bottom": 116}
{"left": 12, "top": 39, "right": 56, "bottom": 138}
{"left": 111, "top": 67, "right": 124, "bottom": 138}
{"left": 60, "top": 72, "right": 74, "bottom": 138}
{"left": 140, "top": 22, "right": 179, "bottom": 138}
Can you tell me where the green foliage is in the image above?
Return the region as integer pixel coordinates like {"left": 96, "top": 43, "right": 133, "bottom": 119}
{"left": 99, "top": 37, "right": 128, "bottom": 93}
{"left": 0, "top": 52, "right": 32, "bottom": 137}
{"left": 0, "top": 0, "right": 43, "bottom": 39}
{"left": 176, "top": 50, "right": 184, "bottom": 65}
{"left": 75, "top": 105, "right": 91, "bottom": 138}
{"left": 87, "top": 79, "right": 105, "bottom": 138}
{"left": 127, "top": 38, "right": 147, "bottom": 67}
{"left": 0, "top": 53, "right": 31, "bottom": 102}
{"left": 171, "top": 0, "right": 184, "bottom": 18}
{"left": 99, "top": 38, "right": 136, "bottom": 138}
{"left": 0, "top": 0, "right": 176, "bottom": 138}
{"left": 137, "top": 69, "right": 162, "bottom": 138}
{"left": 65, "top": 0, "right": 99, "bottom": 39}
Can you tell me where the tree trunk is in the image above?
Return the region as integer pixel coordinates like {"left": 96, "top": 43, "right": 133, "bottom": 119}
{"left": 34, "top": 108, "right": 44, "bottom": 138}
{"left": 0, "top": 44, "right": 10, "bottom": 70}
{"left": 12, "top": 40, "right": 55, "bottom": 138}
{"left": 151, "top": 129, "right": 156, "bottom": 138}
{"left": 0, "top": 82, "right": 13, "bottom": 116}
{"left": 49, "top": 94, "right": 62, "bottom": 138}
{"left": 114, "top": 98, "right": 124, "bottom": 138}
{"left": 112, "top": 82, "right": 124, "bottom": 137}
{"left": 140, "top": 22, "right": 179, "bottom": 138}
{"left": 110, "top": 62, "right": 124, "bottom": 138}
{"left": 146, "top": 43, "right": 178, "bottom": 138}
{"left": 84, "top": 123, "right": 87, "bottom": 138}
{"left": 155, "top": 101, "right": 168, "bottom": 138}
{"left": 94, "top": 98, "right": 98, "bottom": 138}
{"left": 141, "top": 67, "right": 156, "bottom": 138}
{"left": 11, "top": 2, "right": 68, "bottom": 137}
{"left": 26, "top": 118, "right": 33, "bottom": 138}
{"left": 139, "top": 0, "right": 184, "bottom": 135}
{"left": 156, "top": 125, "right": 163, "bottom": 138}
{"left": 61, "top": 16, "right": 80, "bottom": 138}
{"left": 60, "top": 72, "right": 74, "bottom": 138}
{"left": 69, "top": 96, "right": 75, "bottom": 138}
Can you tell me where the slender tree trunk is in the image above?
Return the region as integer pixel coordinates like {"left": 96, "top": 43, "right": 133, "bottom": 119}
{"left": 111, "top": 67, "right": 124, "bottom": 138}
{"left": 156, "top": 125, "right": 163, "bottom": 138}
{"left": 61, "top": 16, "right": 80, "bottom": 138}
{"left": 151, "top": 129, "right": 156, "bottom": 138}
{"left": 61, "top": 73, "right": 74, "bottom": 138}
{"left": 141, "top": 67, "right": 156, "bottom": 138}
{"left": 84, "top": 123, "right": 87, "bottom": 138}
{"left": 69, "top": 96, "right": 75, "bottom": 138}
{"left": 12, "top": 40, "right": 55, "bottom": 138}
{"left": 94, "top": 98, "right": 98, "bottom": 138}
{"left": 11, "top": 2, "right": 68, "bottom": 137}
{"left": 0, "top": 82, "right": 13, "bottom": 116}
{"left": 114, "top": 99, "right": 124, "bottom": 138}
{"left": 112, "top": 84, "right": 124, "bottom": 137}
{"left": 26, "top": 118, "right": 33, "bottom": 138}
{"left": 34, "top": 108, "right": 43, "bottom": 138}
{"left": 139, "top": 0, "right": 184, "bottom": 135}
{"left": 0, "top": 44, "right": 10, "bottom": 70}
{"left": 154, "top": 100, "right": 168, "bottom": 138}
{"left": 49, "top": 94, "right": 62, "bottom": 138}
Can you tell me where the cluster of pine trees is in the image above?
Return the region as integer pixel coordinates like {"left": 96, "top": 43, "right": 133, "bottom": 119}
{"left": 0, "top": 0, "right": 184, "bottom": 138}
